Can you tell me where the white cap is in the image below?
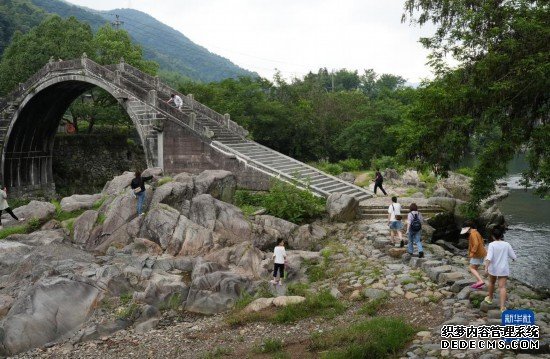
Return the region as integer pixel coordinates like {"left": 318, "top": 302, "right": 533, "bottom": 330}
{"left": 460, "top": 227, "right": 470, "bottom": 235}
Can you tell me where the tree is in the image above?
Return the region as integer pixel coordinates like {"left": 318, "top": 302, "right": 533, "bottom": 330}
{"left": 0, "top": 15, "right": 94, "bottom": 94}
{"left": 93, "top": 25, "right": 158, "bottom": 75}
{"left": 401, "top": 0, "right": 550, "bottom": 202}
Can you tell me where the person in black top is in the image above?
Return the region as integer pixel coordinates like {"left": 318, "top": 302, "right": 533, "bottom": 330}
{"left": 373, "top": 169, "right": 387, "bottom": 196}
{"left": 130, "top": 170, "right": 153, "bottom": 215}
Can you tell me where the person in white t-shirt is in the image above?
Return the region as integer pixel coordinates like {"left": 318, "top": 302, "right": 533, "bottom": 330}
{"left": 167, "top": 93, "right": 183, "bottom": 110}
{"left": 484, "top": 227, "right": 517, "bottom": 312}
{"left": 271, "top": 239, "right": 287, "bottom": 286}
{"left": 387, "top": 196, "right": 404, "bottom": 247}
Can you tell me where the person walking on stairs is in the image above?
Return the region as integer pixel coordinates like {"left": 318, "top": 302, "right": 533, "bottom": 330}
{"left": 484, "top": 227, "right": 517, "bottom": 312}
{"left": 271, "top": 239, "right": 287, "bottom": 286}
{"left": 406, "top": 203, "right": 424, "bottom": 258}
{"left": 131, "top": 171, "right": 153, "bottom": 216}
{"left": 0, "top": 186, "right": 24, "bottom": 229}
{"left": 373, "top": 169, "right": 387, "bottom": 196}
{"left": 388, "top": 196, "right": 404, "bottom": 247}
{"left": 461, "top": 221, "right": 487, "bottom": 289}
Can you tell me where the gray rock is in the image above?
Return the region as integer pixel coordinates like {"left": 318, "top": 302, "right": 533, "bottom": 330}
{"left": 139, "top": 204, "right": 180, "bottom": 249}
{"left": 134, "top": 273, "right": 189, "bottom": 307}
{"left": 4, "top": 201, "right": 55, "bottom": 223}
{"left": 0, "top": 241, "right": 32, "bottom": 271}
{"left": 184, "top": 289, "right": 235, "bottom": 315}
{"left": 442, "top": 172, "right": 471, "bottom": 201}
{"left": 193, "top": 170, "right": 236, "bottom": 203}
{"left": 170, "top": 215, "right": 213, "bottom": 256}
{"left": 402, "top": 170, "right": 420, "bottom": 186}
{"left": 102, "top": 171, "right": 135, "bottom": 196}
{"left": 150, "top": 181, "right": 194, "bottom": 214}
{"left": 72, "top": 210, "right": 98, "bottom": 245}
{"left": 427, "top": 197, "right": 457, "bottom": 213}
{"left": 410, "top": 192, "right": 425, "bottom": 198}
{"left": 409, "top": 257, "right": 427, "bottom": 268}
{"left": 451, "top": 279, "right": 473, "bottom": 293}
{"left": 363, "top": 288, "right": 387, "bottom": 301}
{"left": 431, "top": 187, "right": 453, "bottom": 198}
{"left": 134, "top": 318, "right": 159, "bottom": 333}
{"left": 383, "top": 168, "right": 400, "bottom": 182}
{"left": 205, "top": 242, "right": 265, "bottom": 279}
{"left": 456, "top": 286, "right": 473, "bottom": 300}
{"left": 190, "top": 194, "right": 253, "bottom": 245}
{"left": 330, "top": 287, "right": 342, "bottom": 299}
{"left": 326, "top": 193, "right": 359, "bottom": 222}
{"left": 337, "top": 172, "right": 355, "bottom": 183}
{"left": 0, "top": 295, "right": 14, "bottom": 317}
{"left": 141, "top": 167, "right": 163, "bottom": 178}
{"left": 0, "top": 277, "right": 100, "bottom": 356}
{"left": 290, "top": 223, "right": 326, "bottom": 251}
{"left": 254, "top": 215, "right": 298, "bottom": 251}
{"left": 60, "top": 194, "right": 102, "bottom": 212}
{"left": 426, "top": 265, "right": 452, "bottom": 282}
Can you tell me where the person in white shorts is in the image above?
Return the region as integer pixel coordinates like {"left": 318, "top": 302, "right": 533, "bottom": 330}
{"left": 167, "top": 93, "right": 183, "bottom": 110}
{"left": 387, "top": 196, "right": 404, "bottom": 247}
{"left": 271, "top": 239, "right": 287, "bottom": 286}
{"left": 484, "top": 227, "right": 517, "bottom": 312}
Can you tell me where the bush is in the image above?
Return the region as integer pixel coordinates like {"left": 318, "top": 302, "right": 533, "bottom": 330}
{"left": 310, "top": 317, "right": 417, "bottom": 358}
{"left": 262, "top": 180, "right": 325, "bottom": 224}
{"left": 0, "top": 224, "right": 28, "bottom": 239}
{"left": 370, "top": 156, "right": 399, "bottom": 171}
{"left": 272, "top": 290, "right": 345, "bottom": 323}
{"left": 338, "top": 158, "right": 363, "bottom": 172}
{"left": 455, "top": 167, "right": 475, "bottom": 177}
{"left": 157, "top": 177, "right": 173, "bottom": 186}
{"left": 254, "top": 338, "right": 283, "bottom": 354}
{"left": 315, "top": 161, "right": 344, "bottom": 176}
{"left": 358, "top": 295, "right": 388, "bottom": 316}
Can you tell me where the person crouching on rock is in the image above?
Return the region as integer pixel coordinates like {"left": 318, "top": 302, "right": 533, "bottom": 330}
{"left": 461, "top": 220, "right": 487, "bottom": 289}
{"left": 0, "top": 186, "right": 25, "bottom": 229}
{"left": 130, "top": 171, "right": 153, "bottom": 216}
{"left": 271, "top": 239, "right": 287, "bottom": 286}
{"left": 484, "top": 226, "right": 517, "bottom": 312}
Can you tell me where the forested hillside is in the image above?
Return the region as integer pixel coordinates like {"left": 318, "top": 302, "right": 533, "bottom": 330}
{"left": 0, "top": 0, "right": 255, "bottom": 82}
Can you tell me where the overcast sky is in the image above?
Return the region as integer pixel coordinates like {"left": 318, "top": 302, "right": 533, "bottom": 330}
{"left": 66, "top": 0, "right": 435, "bottom": 83}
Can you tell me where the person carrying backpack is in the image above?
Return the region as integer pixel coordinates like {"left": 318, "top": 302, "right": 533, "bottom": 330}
{"left": 406, "top": 202, "right": 424, "bottom": 258}
{"left": 373, "top": 169, "right": 387, "bottom": 196}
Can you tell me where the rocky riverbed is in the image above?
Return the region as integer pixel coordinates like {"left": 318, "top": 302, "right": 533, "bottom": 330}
{"left": 0, "top": 169, "right": 548, "bottom": 358}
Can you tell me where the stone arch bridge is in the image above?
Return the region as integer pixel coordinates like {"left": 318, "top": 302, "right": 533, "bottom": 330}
{"left": 0, "top": 56, "right": 373, "bottom": 201}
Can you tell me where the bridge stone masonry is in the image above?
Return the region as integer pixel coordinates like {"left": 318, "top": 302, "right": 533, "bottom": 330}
{"left": 0, "top": 54, "right": 374, "bottom": 204}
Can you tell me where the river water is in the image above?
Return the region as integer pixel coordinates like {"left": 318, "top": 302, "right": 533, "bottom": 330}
{"left": 497, "top": 158, "right": 550, "bottom": 292}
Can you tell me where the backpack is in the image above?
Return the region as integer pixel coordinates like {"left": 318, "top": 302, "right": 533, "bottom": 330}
{"left": 410, "top": 213, "right": 422, "bottom": 233}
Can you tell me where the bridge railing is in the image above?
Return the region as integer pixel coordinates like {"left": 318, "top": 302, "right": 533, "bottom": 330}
{"left": 120, "top": 62, "right": 248, "bottom": 138}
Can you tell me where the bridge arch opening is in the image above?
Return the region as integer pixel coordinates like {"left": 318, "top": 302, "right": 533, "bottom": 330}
{"left": 2, "top": 78, "right": 148, "bottom": 197}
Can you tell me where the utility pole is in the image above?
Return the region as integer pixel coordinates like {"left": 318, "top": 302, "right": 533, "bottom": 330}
{"left": 111, "top": 15, "right": 124, "bottom": 30}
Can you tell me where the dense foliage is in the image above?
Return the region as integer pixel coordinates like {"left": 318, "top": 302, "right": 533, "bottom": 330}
{"left": 0, "top": 0, "right": 254, "bottom": 82}
{"left": 401, "top": 0, "right": 550, "bottom": 201}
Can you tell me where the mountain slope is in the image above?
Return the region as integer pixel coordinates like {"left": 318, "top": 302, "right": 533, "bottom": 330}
{"left": 0, "top": 0, "right": 255, "bottom": 82}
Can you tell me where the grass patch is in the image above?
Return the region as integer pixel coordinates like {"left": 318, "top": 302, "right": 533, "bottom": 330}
{"left": 455, "top": 167, "right": 475, "bottom": 177}
{"left": 253, "top": 338, "right": 283, "bottom": 354}
{"left": 404, "top": 187, "right": 419, "bottom": 197}
{"left": 358, "top": 294, "right": 388, "bottom": 316}
{"left": 0, "top": 224, "right": 29, "bottom": 239}
{"left": 369, "top": 267, "right": 383, "bottom": 279}
{"left": 409, "top": 271, "right": 424, "bottom": 281}
{"left": 286, "top": 283, "right": 310, "bottom": 297}
{"left": 239, "top": 204, "right": 263, "bottom": 216}
{"left": 116, "top": 302, "right": 140, "bottom": 320}
{"left": 202, "top": 346, "right": 233, "bottom": 359}
{"left": 272, "top": 290, "right": 345, "bottom": 324}
{"left": 92, "top": 197, "right": 106, "bottom": 210}
{"left": 51, "top": 199, "right": 87, "bottom": 222}
{"left": 234, "top": 291, "right": 255, "bottom": 311}
{"left": 157, "top": 177, "right": 173, "bottom": 186}
{"left": 159, "top": 293, "right": 184, "bottom": 311}
{"left": 310, "top": 317, "right": 417, "bottom": 359}
{"left": 97, "top": 213, "right": 106, "bottom": 225}
{"left": 8, "top": 198, "right": 30, "bottom": 209}
{"left": 119, "top": 292, "right": 133, "bottom": 306}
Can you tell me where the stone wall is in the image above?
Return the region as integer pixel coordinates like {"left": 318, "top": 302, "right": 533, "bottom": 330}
{"left": 52, "top": 132, "right": 146, "bottom": 196}
{"left": 162, "top": 121, "right": 271, "bottom": 191}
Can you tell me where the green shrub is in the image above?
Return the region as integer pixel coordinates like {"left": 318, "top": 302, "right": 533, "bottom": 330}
{"left": 202, "top": 346, "right": 233, "bottom": 359}
{"left": 317, "top": 161, "right": 344, "bottom": 176}
{"left": 370, "top": 156, "right": 399, "bottom": 171}
{"left": 26, "top": 217, "right": 42, "bottom": 232}
{"left": 119, "top": 292, "right": 133, "bottom": 306}
{"left": 97, "top": 213, "right": 106, "bottom": 224}
{"left": 116, "top": 302, "right": 140, "bottom": 320}
{"left": 159, "top": 293, "right": 184, "bottom": 311}
{"left": 338, "top": 158, "right": 363, "bottom": 172}
{"left": 262, "top": 180, "right": 325, "bottom": 224}
{"left": 0, "top": 225, "right": 28, "bottom": 239}
{"left": 272, "top": 290, "right": 345, "bottom": 324}
{"left": 286, "top": 283, "right": 310, "bottom": 297}
{"left": 234, "top": 190, "right": 265, "bottom": 207}
{"left": 7, "top": 198, "right": 30, "bottom": 209}
{"left": 157, "top": 177, "right": 173, "bottom": 186}
{"left": 358, "top": 295, "right": 388, "bottom": 316}
{"left": 310, "top": 317, "right": 417, "bottom": 359}
{"left": 455, "top": 167, "right": 475, "bottom": 177}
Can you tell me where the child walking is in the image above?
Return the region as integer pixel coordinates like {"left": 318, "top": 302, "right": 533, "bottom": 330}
{"left": 271, "top": 239, "right": 287, "bottom": 286}
{"left": 484, "top": 227, "right": 517, "bottom": 312}
{"left": 461, "top": 220, "right": 487, "bottom": 289}
{"left": 0, "top": 186, "right": 24, "bottom": 229}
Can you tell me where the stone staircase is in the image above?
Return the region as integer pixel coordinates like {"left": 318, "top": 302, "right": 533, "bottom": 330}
{"left": 358, "top": 197, "right": 445, "bottom": 220}
{"left": 115, "top": 64, "right": 374, "bottom": 202}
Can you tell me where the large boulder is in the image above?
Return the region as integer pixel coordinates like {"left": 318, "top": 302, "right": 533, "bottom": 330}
{"left": 431, "top": 187, "right": 453, "bottom": 198}
{"left": 139, "top": 204, "right": 180, "bottom": 249}
{"left": 60, "top": 194, "right": 102, "bottom": 212}
{"left": 0, "top": 277, "right": 100, "bottom": 356}
{"left": 168, "top": 216, "right": 214, "bottom": 256}
{"left": 150, "top": 181, "right": 194, "bottom": 214}
{"left": 142, "top": 167, "right": 163, "bottom": 178}
{"left": 101, "top": 189, "right": 151, "bottom": 237}
{"left": 326, "top": 193, "right": 358, "bottom": 222}
{"left": 0, "top": 241, "right": 33, "bottom": 273}
{"left": 289, "top": 223, "right": 327, "bottom": 250}
{"left": 93, "top": 216, "right": 143, "bottom": 253}
{"left": 3, "top": 201, "right": 55, "bottom": 223}
{"left": 337, "top": 172, "right": 355, "bottom": 183}
{"left": 189, "top": 194, "right": 253, "bottom": 245}
{"left": 442, "top": 172, "right": 471, "bottom": 201}
{"left": 402, "top": 170, "right": 420, "bottom": 186}
{"left": 205, "top": 242, "right": 265, "bottom": 279}
{"left": 479, "top": 205, "right": 506, "bottom": 231}
{"left": 134, "top": 273, "right": 188, "bottom": 307}
{"left": 383, "top": 168, "right": 401, "bottom": 182}
{"left": 72, "top": 210, "right": 99, "bottom": 245}
{"left": 102, "top": 171, "right": 135, "bottom": 196}
{"left": 253, "top": 215, "right": 298, "bottom": 250}
{"left": 193, "top": 170, "right": 236, "bottom": 203}
{"left": 427, "top": 197, "right": 457, "bottom": 213}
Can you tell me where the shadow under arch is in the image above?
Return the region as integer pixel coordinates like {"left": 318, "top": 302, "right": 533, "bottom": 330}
{"left": 1, "top": 74, "right": 153, "bottom": 196}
